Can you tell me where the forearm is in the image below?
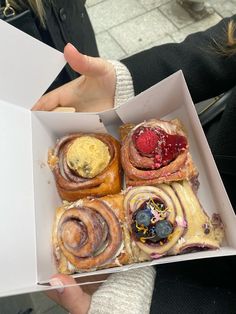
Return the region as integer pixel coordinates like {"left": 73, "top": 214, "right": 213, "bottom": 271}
{"left": 88, "top": 266, "right": 156, "bottom": 314}
{"left": 121, "top": 15, "right": 236, "bottom": 103}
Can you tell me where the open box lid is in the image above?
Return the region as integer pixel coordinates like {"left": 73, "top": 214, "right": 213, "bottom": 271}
{"left": 0, "top": 20, "right": 66, "bottom": 109}
{"left": 0, "top": 20, "right": 65, "bottom": 296}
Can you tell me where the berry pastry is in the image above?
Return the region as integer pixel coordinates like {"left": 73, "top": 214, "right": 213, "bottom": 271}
{"left": 120, "top": 119, "right": 197, "bottom": 187}
{"left": 124, "top": 181, "right": 224, "bottom": 260}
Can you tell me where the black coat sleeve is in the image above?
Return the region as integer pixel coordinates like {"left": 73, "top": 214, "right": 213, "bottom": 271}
{"left": 121, "top": 15, "right": 236, "bottom": 103}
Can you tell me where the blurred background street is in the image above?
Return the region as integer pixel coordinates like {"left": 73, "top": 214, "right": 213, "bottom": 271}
{"left": 87, "top": 0, "right": 236, "bottom": 59}
{"left": 1, "top": 0, "right": 236, "bottom": 313}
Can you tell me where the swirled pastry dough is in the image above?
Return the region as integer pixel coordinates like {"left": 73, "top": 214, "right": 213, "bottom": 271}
{"left": 120, "top": 119, "right": 197, "bottom": 187}
{"left": 52, "top": 194, "right": 133, "bottom": 273}
{"left": 124, "top": 181, "right": 224, "bottom": 261}
{"left": 48, "top": 133, "right": 122, "bottom": 201}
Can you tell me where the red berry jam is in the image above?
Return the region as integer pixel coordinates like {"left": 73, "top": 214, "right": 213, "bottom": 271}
{"left": 132, "top": 126, "right": 187, "bottom": 168}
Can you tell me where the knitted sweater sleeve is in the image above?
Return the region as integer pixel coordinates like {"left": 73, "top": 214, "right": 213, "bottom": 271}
{"left": 88, "top": 266, "right": 156, "bottom": 314}
{"left": 108, "top": 60, "right": 135, "bottom": 107}
{"left": 87, "top": 61, "right": 154, "bottom": 314}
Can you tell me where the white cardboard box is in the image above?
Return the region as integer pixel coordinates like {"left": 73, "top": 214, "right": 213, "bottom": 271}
{"left": 1, "top": 20, "right": 236, "bottom": 298}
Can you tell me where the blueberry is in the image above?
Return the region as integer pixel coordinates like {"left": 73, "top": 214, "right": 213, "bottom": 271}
{"left": 135, "top": 230, "right": 145, "bottom": 239}
{"left": 149, "top": 235, "right": 161, "bottom": 243}
{"left": 149, "top": 226, "right": 156, "bottom": 236}
{"left": 136, "top": 210, "right": 151, "bottom": 227}
{"left": 155, "top": 220, "right": 173, "bottom": 238}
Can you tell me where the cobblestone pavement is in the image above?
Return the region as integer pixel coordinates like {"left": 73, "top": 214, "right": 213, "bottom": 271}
{"left": 1, "top": 1, "right": 236, "bottom": 313}
{"left": 86, "top": 0, "right": 236, "bottom": 59}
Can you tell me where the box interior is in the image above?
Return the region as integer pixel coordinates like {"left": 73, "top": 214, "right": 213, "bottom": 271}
{"left": 31, "top": 72, "right": 236, "bottom": 286}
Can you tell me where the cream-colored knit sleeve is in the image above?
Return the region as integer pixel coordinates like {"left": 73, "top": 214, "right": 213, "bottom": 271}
{"left": 108, "top": 60, "right": 135, "bottom": 107}
{"left": 88, "top": 266, "right": 156, "bottom": 314}
{"left": 88, "top": 62, "right": 154, "bottom": 314}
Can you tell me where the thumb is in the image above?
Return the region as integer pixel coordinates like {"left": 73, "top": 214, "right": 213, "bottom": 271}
{"left": 64, "top": 43, "right": 110, "bottom": 77}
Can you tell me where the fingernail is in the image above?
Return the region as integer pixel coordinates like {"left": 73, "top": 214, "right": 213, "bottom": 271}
{"left": 65, "top": 42, "right": 75, "bottom": 49}
{"left": 49, "top": 278, "right": 64, "bottom": 294}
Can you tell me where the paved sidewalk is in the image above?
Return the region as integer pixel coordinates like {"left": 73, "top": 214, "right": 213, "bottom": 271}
{"left": 86, "top": 0, "right": 236, "bottom": 59}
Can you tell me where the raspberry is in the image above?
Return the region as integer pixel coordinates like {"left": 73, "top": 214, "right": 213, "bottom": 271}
{"left": 134, "top": 128, "right": 158, "bottom": 154}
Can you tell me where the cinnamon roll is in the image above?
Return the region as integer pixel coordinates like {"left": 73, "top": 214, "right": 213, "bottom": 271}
{"left": 124, "top": 181, "right": 223, "bottom": 261}
{"left": 48, "top": 133, "right": 122, "bottom": 201}
{"left": 52, "top": 194, "right": 133, "bottom": 274}
{"left": 120, "top": 119, "right": 197, "bottom": 187}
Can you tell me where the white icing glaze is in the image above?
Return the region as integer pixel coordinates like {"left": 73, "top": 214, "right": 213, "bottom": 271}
{"left": 55, "top": 246, "right": 61, "bottom": 260}
{"left": 177, "top": 237, "right": 186, "bottom": 245}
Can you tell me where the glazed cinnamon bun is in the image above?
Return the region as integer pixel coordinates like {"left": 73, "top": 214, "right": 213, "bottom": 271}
{"left": 53, "top": 182, "right": 224, "bottom": 273}
{"left": 124, "top": 181, "right": 223, "bottom": 260}
{"left": 52, "top": 194, "right": 133, "bottom": 274}
{"left": 120, "top": 119, "right": 197, "bottom": 187}
{"left": 48, "top": 133, "right": 122, "bottom": 201}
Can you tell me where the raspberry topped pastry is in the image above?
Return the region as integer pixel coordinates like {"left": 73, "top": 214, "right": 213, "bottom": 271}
{"left": 120, "top": 119, "right": 197, "bottom": 187}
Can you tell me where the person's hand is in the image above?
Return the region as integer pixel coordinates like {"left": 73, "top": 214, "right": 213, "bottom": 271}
{"left": 32, "top": 43, "right": 116, "bottom": 112}
{"left": 46, "top": 274, "right": 91, "bottom": 314}
{"left": 46, "top": 273, "right": 109, "bottom": 314}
